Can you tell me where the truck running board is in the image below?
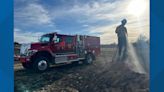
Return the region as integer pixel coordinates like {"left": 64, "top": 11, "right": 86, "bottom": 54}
{"left": 55, "top": 54, "right": 85, "bottom": 64}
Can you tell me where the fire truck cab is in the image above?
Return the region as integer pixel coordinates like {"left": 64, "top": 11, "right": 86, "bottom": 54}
{"left": 19, "top": 32, "right": 100, "bottom": 72}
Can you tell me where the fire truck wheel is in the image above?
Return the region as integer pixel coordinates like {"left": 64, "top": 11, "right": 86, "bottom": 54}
{"left": 22, "top": 63, "right": 32, "bottom": 69}
{"left": 85, "top": 54, "right": 94, "bottom": 64}
{"left": 33, "top": 57, "right": 49, "bottom": 72}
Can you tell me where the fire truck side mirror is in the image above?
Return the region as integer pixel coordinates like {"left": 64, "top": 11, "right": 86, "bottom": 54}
{"left": 53, "top": 35, "right": 60, "bottom": 43}
{"left": 53, "top": 35, "right": 57, "bottom": 43}
{"left": 55, "top": 38, "right": 60, "bottom": 43}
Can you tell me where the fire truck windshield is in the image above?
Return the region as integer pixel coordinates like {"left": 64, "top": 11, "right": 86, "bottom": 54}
{"left": 39, "top": 35, "right": 51, "bottom": 43}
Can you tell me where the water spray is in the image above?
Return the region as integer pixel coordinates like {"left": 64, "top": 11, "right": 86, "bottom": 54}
{"left": 126, "top": 42, "right": 146, "bottom": 74}
{"left": 113, "top": 34, "right": 149, "bottom": 74}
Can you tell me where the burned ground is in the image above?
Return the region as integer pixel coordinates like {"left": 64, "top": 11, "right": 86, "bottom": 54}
{"left": 14, "top": 47, "right": 149, "bottom": 92}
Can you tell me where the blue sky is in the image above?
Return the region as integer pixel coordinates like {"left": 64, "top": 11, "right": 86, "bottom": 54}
{"left": 14, "top": 0, "right": 149, "bottom": 44}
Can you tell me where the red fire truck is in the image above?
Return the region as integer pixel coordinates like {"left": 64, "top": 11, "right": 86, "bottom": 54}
{"left": 19, "top": 32, "right": 100, "bottom": 72}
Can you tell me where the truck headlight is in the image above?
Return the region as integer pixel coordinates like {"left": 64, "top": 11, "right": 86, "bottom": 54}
{"left": 20, "top": 43, "right": 31, "bottom": 56}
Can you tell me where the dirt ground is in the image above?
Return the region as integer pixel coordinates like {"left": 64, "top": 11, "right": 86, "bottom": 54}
{"left": 14, "top": 47, "right": 149, "bottom": 92}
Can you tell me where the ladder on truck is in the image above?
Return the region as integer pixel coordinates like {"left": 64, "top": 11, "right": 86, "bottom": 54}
{"left": 76, "top": 35, "right": 85, "bottom": 58}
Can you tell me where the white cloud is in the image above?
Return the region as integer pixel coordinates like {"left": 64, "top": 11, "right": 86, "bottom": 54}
{"left": 82, "top": 24, "right": 89, "bottom": 27}
{"left": 14, "top": 0, "right": 149, "bottom": 44}
{"left": 66, "top": 0, "right": 150, "bottom": 44}
{"left": 14, "top": 2, "right": 57, "bottom": 43}
{"left": 14, "top": 28, "right": 44, "bottom": 43}
{"left": 14, "top": 3, "right": 53, "bottom": 26}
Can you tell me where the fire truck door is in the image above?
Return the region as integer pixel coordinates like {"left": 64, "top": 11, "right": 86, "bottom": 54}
{"left": 65, "top": 36, "right": 75, "bottom": 53}
{"left": 52, "top": 35, "right": 65, "bottom": 54}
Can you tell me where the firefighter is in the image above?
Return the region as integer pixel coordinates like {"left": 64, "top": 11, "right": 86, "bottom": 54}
{"left": 115, "top": 19, "right": 128, "bottom": 61}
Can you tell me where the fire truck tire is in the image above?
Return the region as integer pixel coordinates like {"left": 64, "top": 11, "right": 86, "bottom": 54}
{"left": 22, "top": 63, "right": 33, "bottom": 69}
{"left": 84, "top": 53, "right": 94, "bottom": 64}
{"left": 33, "top": 57, "right": 50, "bottom": 72}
